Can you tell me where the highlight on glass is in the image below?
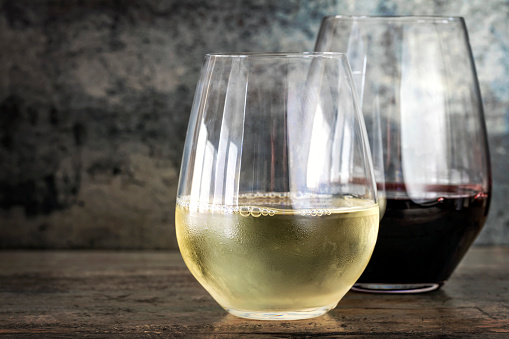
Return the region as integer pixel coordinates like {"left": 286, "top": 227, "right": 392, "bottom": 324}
{"left": 175, "top": 52, "right": 379, "bottom": 320}
{"left": 315, "top": 16, "right": 491, "bottom": 293}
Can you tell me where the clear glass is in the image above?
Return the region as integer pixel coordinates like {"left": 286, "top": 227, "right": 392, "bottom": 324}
{"left": 315, "top": 16, "right": 491, "bottom": 293}
{"left": 175, "top": 52, "right": 379, "bottom": 320}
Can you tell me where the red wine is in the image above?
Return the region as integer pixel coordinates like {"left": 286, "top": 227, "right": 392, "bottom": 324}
{"left": 357, "top": 184, "right": 490, "bottom": 285}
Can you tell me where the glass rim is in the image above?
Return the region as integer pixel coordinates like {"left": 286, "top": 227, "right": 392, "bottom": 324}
{"left": 205, "top": 52, "right": 348, "bottom": 59}
{"left": 323, "top": 15, "right": 464, "bottom": 24}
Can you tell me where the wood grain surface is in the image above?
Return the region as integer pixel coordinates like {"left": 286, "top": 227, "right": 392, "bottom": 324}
{"left": 0, "top": 247, "right": 507, "bottom": 337}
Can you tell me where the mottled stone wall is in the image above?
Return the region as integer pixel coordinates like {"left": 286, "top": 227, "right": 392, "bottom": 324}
{"left": 0, "top": 0, "right": 508, "bottom": 248}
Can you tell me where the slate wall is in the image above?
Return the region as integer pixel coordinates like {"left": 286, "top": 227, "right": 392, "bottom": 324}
{"left": 0, "top": 0, "right": 507, "bottom": 248}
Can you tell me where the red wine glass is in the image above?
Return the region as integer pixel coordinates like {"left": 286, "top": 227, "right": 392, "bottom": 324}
{"left": 315, "top": 16, "right": 491, "bottom": 293}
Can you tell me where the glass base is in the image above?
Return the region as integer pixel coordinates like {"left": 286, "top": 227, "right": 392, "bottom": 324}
{"left": 351, "top": 283, "right": 442, "bottom": 294}
{"left": 225, "top": 303, "right": 338, "bottom": 320}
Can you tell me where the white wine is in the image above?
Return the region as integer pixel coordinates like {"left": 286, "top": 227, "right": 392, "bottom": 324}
{"left": 175, "top": 194, "right": 378, "bottom": 319}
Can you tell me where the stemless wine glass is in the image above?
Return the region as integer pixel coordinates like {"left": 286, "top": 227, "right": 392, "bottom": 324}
{"left": 315, "top": 16, "right": 491, "bottom": 293}
{"left": 175, "top": 52, "right": 379, "bottom": 320}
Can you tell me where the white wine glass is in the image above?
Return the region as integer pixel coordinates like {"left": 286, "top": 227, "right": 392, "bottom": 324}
{"left": 175, "top": 52, "right": 379, "bottom": 320}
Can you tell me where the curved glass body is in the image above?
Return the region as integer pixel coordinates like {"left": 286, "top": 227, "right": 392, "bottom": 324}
{"left": 315, "top": 16, "right": 491, "bottom": 293}
{"left": 176, "top": 52, "right": 379, "bottom": 319}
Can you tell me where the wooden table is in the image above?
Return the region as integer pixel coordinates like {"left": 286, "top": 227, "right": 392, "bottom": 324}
{"left": 0, "top": 247, "right": 507, "bottom": 337}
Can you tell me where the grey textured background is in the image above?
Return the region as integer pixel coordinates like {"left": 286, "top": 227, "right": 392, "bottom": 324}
{"left": 0, "top": 0, "right": 507, "bottom": 249}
